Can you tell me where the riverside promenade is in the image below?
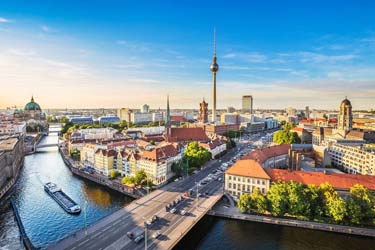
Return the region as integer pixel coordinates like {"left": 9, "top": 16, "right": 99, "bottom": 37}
{"left": 208, "top": 199, "right": 375, "bottom": 238}
{"left": 58, "top": 146, "right": 141, "bottom": 199}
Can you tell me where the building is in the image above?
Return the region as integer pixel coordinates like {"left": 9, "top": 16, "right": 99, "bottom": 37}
{"left": 0, "top": 136, "right": 24, "bottom": 199}
{"left": 242, "top": 95, "right": 253, "bottom": 114}
{"left": 0, "top": 122, "right": 26, "bottom": 136}
{"left": 165, "top": 127, "right": 209, "bottom": 143}
{"left": 199, "top": 138, "right": 227, "bottom": 159}
{"left": 242, "top": 144, "right": 290, "bottom": 168}
{"left": 130, "top": 112, "right": 153, "bottom": 124}
{"left": 117, "top": 108, "right": 132, "bottom": 123}
{"left": 70, "top": 117, "right": 94, "bottom": 125}
{"left": 210, "top": 29, "right": 219, "bottom": 123}
{"left": 137, "top": 143, "right": 182, "bottom": 185}
{"left": 241, "top": 121, "right": 265, "bottom": 133}
{"left": 189, "top": 123, "right": 240, "bottom": 136}
{"left": 70, "top": 128, "right": 116, "bottom": 140}
{"left": 198, "top": 99, "right": 209, "bottom": 123}
{"left": 13, "top": 96, "right": 48, "bottom": 132}
{"left": 291, "top": 127, "right": 312, "bottom": 144}
{"left": 152, "top": 112, "right": 164, "bottom": 123}
{"left": 328, "top": 143, "right": 375, "bottom": 175}
{"left": 141, "top": 104, "right": 150, "bottom": 113}
{"left": 221, "top": 113, "right": 238, "bottom": 124}
{"left": 338, "top": 97, "right": 353, "bottom": 132}
{"left": 98, "top": 116, "right": 120, "bottom": 125}
{"left": 225, "top": 159, "right": 271, "bottom": 197}
{"left": 305, "top": 106, "right": 310, "bottom": 119}
{"left": 94, "top": 149, "right": 116, "bottom": 176}
{"left": 264, "top": 168, "right": 375, "bottom": 193}
{"left": 227, "top": 106, "right": 235, "bottom": 113}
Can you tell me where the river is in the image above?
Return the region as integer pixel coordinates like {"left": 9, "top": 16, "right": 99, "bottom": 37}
{"left": 1, "top": 126, "right": 374, "bottom": 250}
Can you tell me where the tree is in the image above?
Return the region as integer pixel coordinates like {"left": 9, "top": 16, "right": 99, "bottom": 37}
{"left": 250, "top": 188, "right": 268, "bottom": 213}
{"left": 320, "top": 183, "right": 347, "bottom": 223}
{"left": 346, "top": 184, "right": 375, "bottom": 225}
{"left": 134, "top": 170, "right": 148, "bottom": 186}
{"left": 238, "top": 193, "right": 253, "bottom": 213}
{"left": 109, "top": 170, "right": 119, "bottom": 179}
{"left": 273, "top": 122, "right": 301, "bottom": 144}
{"left": 286, "top": 181, "right": 312, "bottom": 217}
{"left": 183, "top": 142, "right": 212, "bottom": 170}
{"left": 266, "top": 182, "right": 289, "bottom": 216}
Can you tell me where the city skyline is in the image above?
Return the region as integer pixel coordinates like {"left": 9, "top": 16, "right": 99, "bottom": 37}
{"left": 1, "top": 1, "right": 375, "bottom": 109}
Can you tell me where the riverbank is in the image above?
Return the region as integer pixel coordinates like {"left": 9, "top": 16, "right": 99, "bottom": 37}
{"left": 58, "top": 146, "right": 140, "bottom": 199}
{"left": 208, "top": 200, "right": 375, "bottom": 238}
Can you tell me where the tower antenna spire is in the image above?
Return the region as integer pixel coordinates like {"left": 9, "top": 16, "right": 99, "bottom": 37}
{"left": 214, "top": 26, "right": 216, "bottom": 57}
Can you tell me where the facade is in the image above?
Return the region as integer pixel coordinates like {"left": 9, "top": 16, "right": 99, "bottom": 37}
{"left": 70, "top": 128, "right": 116, "bottom": 140}
{"left": 291, "top": 127, "right": 312, "bottom": 144}
{"left": 98, "top": 116, "right": 120, "bottom": 125}
{"left": 0, "top": 122, "right": 26, "bottom": 136}
{"left": 242, "top": 95, "right": 253, "bottom": 114}
{"left": 141, "top": 104, "right": 150, "bottom": 113}
{"left": 117, "top": 108, "right": 132, "bottom": 122}
{"left": 190, "top": 123, "right": 240, "bottom": 136}
{"left": 131, "top": 112, "right": 153, "bottom": 124}
{"left": 198, "top": 99, "right": 208, "bottom": 123}
{"left": 338, "top": 97, "right": 353, "bottom": 132}
{"left": 328, "top": 143, "right": 375, "bottom": 175}
{"left": 94, "top": 149, "right": 116, "bottom": 176}
{"left": 199, "top": 138, "right": 227, "bottom": 159}
{"left": 225, "top": 159, "right": 271, "bottom": 197}
{"left": 227, "top": 106, "right": 235, "bottom": 113}
{"left": 0, "top": 136, "right": 24, "bottom": 199}
{"left": 221, "top": 113, "right": 238, "bottom": 124}
{"left": 152, "top": 112, "right": 164, "bottom": 123}
{"left": 242, "top": 144, "right": 290, "bottom": 168}
{"left": 70, "top": 117, "right": 94, "bottom": 124}
{"left": 241, "top": 121, "right": 265, "bottom": 133}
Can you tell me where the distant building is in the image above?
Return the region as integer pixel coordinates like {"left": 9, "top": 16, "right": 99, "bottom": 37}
{"left": 117, "top": 108, "right": 132, "bottom": 123}
{"left": 98, "top": 116, "right": 120, "bottom": 125}
{"left": 13, "top": 96, "right": 48, "bottom": 132}
{"left": 141, "top": 104, "right": 150, "bottom": 113}
{"left": 130, "top": 112, "right": 153, "bottom": 124}
{"left": 70, "top": 117, "right": 93, "bottom": 125}
{"left": 305, "top": 106, "right": 310, "bottom": 119}
{"left": 198, "top": 99, "right": 208, "bottom": 123}
{"left": 242, "top": 95, "right": 253, "bottom": 114}
{"left": 227, "top": 106, "right": 235, "bottom": 113}
{"left": 220, "top": 113, "right": 238, "bottom": 124}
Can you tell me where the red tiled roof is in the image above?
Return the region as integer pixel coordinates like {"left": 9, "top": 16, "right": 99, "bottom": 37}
{"left": 142, "top": 143, "right": 179, "bottom": 162}
{"left": 264, "top": 168, "right": 375, "bottom": 191}
{"left": 291, "top": 127, "right": 304, "bottom": 132}
{"left": 95, "top": 149, "right": 117, "bottom": 157}
{"left": 166, "top": 127, "right": 208, "bottom": 142}
{"left": 242, "top": 144, "right": 290, "bottom": 164}
{"left": 170, "top": 115, "right": 186, "bottom": 122}
{"left": 225, "top": 159, "right": 270, "bottom": 179}
{"left": 199, "top": 138, "right": 225, "bottom": 150}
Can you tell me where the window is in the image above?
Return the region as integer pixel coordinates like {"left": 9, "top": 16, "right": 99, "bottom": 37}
{"left": 262, "top": 180, "right": 265, "bottom": 185}
{"left": 233, "top": 184, "right": 236, "bottom": 189}
{"left": 229, "top": 175, "right": 232, "bottom": 180}
{"left": 229, "top": 183, "right": 232, "bottom": 189}
{"left": 257, "top": 180, "right": 260, "bottom": 184}
{"left": 261, "top": 188, "right": 265, "bottom": 194}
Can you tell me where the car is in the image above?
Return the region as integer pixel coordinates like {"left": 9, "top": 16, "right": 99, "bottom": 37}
{"left": 152, "top": 231, "right": 161, "bottom": 239}
{"left": 180, "top": 209, "right": 187, "bottom": 215}
{"left": 218, "top": 177, "right": 222, "bottom": 182}
{"left": 204, "top": 192, "right": 209, "bottom": 196}
{"left": 134, "top": 234, "right": 145, "bottom": 244}
{"left": 174, "top": 178, "right": 179, "bottom": 182}
{"left": 146, "top": 215, "right": 158, "bottom": 225}
{"left": 170, "top": 208, "right": 177, "bottom": 213}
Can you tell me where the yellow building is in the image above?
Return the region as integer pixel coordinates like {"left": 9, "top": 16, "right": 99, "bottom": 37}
{"left": 225, "top": 159, "right": 271, "bottom": 198}
{"left": 94, "top": 149, "right": 116, "bottom": 176}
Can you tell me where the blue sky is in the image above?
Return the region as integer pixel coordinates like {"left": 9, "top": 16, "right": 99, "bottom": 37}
{"left": 1, "top": 0, "right": 375, "bottom": 109}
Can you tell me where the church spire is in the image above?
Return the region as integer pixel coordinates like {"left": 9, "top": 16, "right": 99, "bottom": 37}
{"left": 166, "top": 95, "right": 171, "bottom": 126}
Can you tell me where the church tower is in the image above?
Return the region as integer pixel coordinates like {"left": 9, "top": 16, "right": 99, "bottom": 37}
{"left": 210, "top": 28, "right": 219, "bottom": 123}
{"left": 338, "top": 97, "right": 353, "bottom": 132}
{"left": 199, "top": 98, "right": 208, "bottom": 123}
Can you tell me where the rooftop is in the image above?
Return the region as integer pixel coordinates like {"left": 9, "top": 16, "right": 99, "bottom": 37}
{"left": 242, "top": 144, "right": 290, "bottom": 164}
{"left": 225, "top": 159, "right": 270, "bottom": 179}
{"left": 0, "top": 137, "right": 19, "bottom": 151}
{"left": 265, "top": 168, "right": 375, "bottom": 191}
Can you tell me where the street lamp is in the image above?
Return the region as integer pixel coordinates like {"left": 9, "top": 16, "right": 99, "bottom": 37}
{"left": 195, "top": 181, "right": 199, "bottom": 208}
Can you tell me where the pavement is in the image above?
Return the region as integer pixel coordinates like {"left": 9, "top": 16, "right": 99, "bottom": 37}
{"left": 47, "top": 132, "right": 267, "bottom": 250}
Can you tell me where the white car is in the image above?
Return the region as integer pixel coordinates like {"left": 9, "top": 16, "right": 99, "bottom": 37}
{"left": 170, "top": 208, "right": 177, "bottom": 213}
{"left": 180, "top": 209, "right": 187, "bottom": 215}
{"left": 152, "top": 231, "right": 161, "bottom": 239}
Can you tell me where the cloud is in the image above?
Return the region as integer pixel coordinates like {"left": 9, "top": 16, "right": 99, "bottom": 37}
{"left": 223, "top": 52, "right": 267, "bottom": 63}
{"left": 298, "top": 52, "right": 358, "bottom": 63}
{"left": 0, "top": 17, "right": 11, "bottom": 23}
{"left": 7, "top": 48, "right": 36, "bottom": 56}
{"left": 116, "top": 40, "right": 150, "bottom": 52}
{"left": 41, "top": 25, "right": 57, "bottom": 33}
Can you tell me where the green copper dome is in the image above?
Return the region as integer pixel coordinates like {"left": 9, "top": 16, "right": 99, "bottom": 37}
{"left": 24, "top": 96, "right": 41, "bottom": 111}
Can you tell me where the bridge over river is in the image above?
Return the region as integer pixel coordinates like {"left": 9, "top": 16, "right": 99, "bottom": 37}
{"left": 47, "top": 152, "right": 231, "bottom": 250}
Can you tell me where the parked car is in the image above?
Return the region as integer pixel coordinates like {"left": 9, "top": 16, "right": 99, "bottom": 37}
{"left": 146, "top": 215, "right": 158, "bottom": 225}
{"left": 134, "top": 234, "right": 145, "bottom": 244}
{"left": 170, "top": 208, "right": 177, "bottom": 214}
{"left": 180, "top": 209, "right": 187, "bottom": 215}
{"left": 152, "top": 231, "right": 161, "bottom": 239}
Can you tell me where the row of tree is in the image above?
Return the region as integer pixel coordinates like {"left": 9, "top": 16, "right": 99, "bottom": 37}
{"left": 238, "top": 181, "right": 375, "bottom": 226}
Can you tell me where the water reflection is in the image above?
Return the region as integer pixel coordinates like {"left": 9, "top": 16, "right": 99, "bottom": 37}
{"left": 0, "top": 126, "right": 132, "bottom": 248}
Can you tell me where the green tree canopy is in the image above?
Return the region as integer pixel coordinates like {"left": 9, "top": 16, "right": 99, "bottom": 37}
{"left": 273, "top": 122, "right": 301, "bottom": 144}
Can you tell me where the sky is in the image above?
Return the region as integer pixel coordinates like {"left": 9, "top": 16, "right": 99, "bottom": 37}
{"left": 1, "top": 0, "right": 375, "bottom": 110}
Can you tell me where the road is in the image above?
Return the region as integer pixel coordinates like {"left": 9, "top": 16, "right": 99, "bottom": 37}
{"left": 48, "top": 132, "right": 267, "bottom": 250}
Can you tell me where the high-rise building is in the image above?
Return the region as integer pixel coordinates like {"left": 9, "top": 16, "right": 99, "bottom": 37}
{"left": 305, "top": 106, "right": 310, "bottom": 119}
{"left": 198, "top": 99, "right": 208, "bottom": 123}
{"left": 338, "top": 97, "right": 353, "bottom": 132}
{"left": 210, "top": 28, "right": 219, "bottom": 123}
{"left": 242, "top": 95, "right": 253, "bottom": 114}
